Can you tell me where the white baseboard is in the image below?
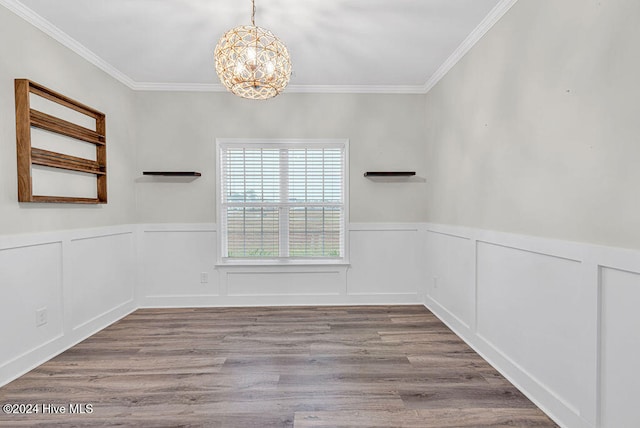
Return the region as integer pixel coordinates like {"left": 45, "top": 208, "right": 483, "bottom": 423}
{"left": 139, "top": 293, "right": 422, "bottom": 309}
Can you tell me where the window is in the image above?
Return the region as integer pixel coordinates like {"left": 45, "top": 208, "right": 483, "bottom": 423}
{"left": 217, "top": 139, "right": 348, "bottom": 263}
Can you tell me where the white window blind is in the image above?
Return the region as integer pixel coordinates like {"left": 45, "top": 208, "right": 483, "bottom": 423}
{"left": 219, "top": 141, "right": 346, "bottom": 260}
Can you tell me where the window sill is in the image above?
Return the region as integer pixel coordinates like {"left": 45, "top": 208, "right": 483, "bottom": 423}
{"left": 215, "top": 259, "right": 350, "bottom": 268}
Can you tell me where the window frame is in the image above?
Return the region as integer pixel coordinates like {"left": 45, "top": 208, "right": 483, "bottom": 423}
{"left": 216, "top": 138, "right": 349, "bottom": 266}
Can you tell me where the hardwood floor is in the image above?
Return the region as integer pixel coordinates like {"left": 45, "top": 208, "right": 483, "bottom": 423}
{"left": 0, "top": 306, "right": 557, "bottom": 427}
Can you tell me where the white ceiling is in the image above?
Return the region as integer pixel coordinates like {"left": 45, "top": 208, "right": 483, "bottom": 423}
{"left": 5, "top": 0, "right": 516, "bottom": 93}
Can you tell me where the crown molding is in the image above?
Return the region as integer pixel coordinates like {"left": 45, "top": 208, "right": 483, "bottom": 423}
{"left": 0, "top": 0, "right": 137, "bottom": 89}
{"left": 130, "top": 82, "right": 426, "bottom": 94}
{"left": 285, "top": 84, "right": 427, "bottom": 95}
{"left": 131, "top": 82, "right": 227, "bottom": 92}
{"left": 2, "top": 0, "right": 518, "bottom": 95}
{"left": 422, "top": 0, "right": 519, "bottom": 93}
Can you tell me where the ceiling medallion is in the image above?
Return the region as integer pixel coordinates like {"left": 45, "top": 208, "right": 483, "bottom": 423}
{"left": 214, "top": 0, "right": 291, "bottom": 100}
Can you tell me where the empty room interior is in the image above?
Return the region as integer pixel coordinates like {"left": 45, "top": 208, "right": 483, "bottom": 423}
{"left": 0, "top": 0, "right": 638, "bottom": 427}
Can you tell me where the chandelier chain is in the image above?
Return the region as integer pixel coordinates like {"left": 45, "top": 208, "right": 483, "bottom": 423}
{"left": 251, "top": 0, "right": 256, "bottom": 26}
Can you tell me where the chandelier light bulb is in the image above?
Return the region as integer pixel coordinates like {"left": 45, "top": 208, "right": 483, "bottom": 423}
{"left": 246, "top": 47, "right": 257, "bottom": 62}
{"left": 265, "top": 61, "right": 275, "bottom": 76}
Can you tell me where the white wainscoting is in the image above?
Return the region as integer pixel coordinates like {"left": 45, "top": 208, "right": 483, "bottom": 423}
{"left": 1, "top": 222, "right": 424, "bottom": 387}
{"left": 6, "top": 220, "right": 639, "bottom": 428}
{"left": 0, "top": 226, "right": 137, "bottom": 387}
{"left": 138, "top": 223, "right": 423, "bottom": 307}
{"left": 423, "top": 222, "right": 640, "bottom": 428}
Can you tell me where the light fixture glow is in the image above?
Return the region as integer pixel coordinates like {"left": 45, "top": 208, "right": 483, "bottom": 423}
{"left": 214, "top": 0, "right": 291, "bottom": 100}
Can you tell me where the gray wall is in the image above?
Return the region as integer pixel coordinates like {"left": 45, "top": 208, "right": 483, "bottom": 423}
{"left": 3, "top": 0, "right": 639, "bottom": 251}
{"left": 134, "top": 91, "right": 427, "bottom": 224}
{"left": 0, "top": 6, "right": 137, "bottom": 234}
{"left": 1, "top": 3, "right": 428, "bottom": 233}
{"left": 424, "top": 0, "right": 640, "bottom": 249}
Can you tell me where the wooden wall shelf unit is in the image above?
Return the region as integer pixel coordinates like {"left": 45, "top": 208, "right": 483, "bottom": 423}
{"left": 364, "top": 171, "right": 416, "bottom": 177}
{"left": 143, "top": 171, "right": 201, "bottom": 177}
{"left": 15, "top": 79, "right": 107, "bottom": 204}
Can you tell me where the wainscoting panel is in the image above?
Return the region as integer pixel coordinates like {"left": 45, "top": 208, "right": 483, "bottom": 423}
{"left": 0, "top": 242, "right": 63, "bottom": 369}
{"left": 424, "top": 229, "right": 474, "bottom": 329}
{"left": 0, "top": 226, "right": 137, "bottom": 388}
{"left": 226, "top": 268, "right": 343, "bottom": 297}
{"left": 68, "top": 230, "right": 136, "bottom": 332}
{"left": 139, "top": 224, "right": 218, "bottom": 304}
{"left": 599, "top": 266, "right": 640, "bottom": 428}
{"left": 476, "top": 241, "right": 587, "bottom": 419}
{"left": 347, "top": 224, "right": 422, "bottom": 300}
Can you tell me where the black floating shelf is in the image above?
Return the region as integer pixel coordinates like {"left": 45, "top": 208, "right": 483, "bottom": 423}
{"left": 364, "top": 171, "right": 416, "bottom": 177}
{"left": 143, "top": 171, "right": 201, "bottom": 177}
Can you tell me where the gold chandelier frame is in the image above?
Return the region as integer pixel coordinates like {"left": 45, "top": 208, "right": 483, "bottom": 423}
{"left": 214, "top": 0, "right": 291, "bottom": 100}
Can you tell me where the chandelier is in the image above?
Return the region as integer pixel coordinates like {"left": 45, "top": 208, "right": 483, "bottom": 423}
{"left": 214, "top": 0, "right": 291, "bottom": 100}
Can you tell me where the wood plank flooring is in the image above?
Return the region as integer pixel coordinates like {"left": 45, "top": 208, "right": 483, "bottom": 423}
{"left": 0, "top": 306, "right": 558, "bottom": 427}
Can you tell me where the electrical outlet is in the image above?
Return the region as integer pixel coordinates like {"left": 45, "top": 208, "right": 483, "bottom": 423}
{"left": 36, "top": 307, "right": 47, "bottom": 327}
{"left": 433, "top": 276, "right": 438, "bottom": 288}
{"left": 200, "top": 272, "right": 209, "bottom": 283}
